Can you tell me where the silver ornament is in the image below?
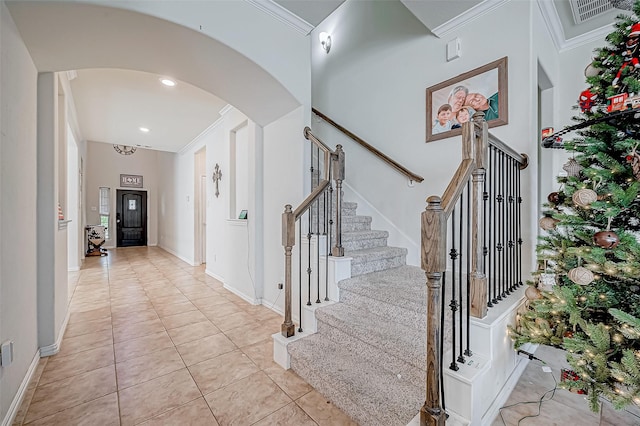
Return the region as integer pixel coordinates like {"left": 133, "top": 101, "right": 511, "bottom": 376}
{"left": 563, "top": 158, "right": 582, "bottom": 177}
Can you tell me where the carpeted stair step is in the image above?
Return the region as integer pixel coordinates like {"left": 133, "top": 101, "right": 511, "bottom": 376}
{"left": 315, "top": 303, "right": 427, "bottom": 388}
{"left": 338, "top": 265, "right": 425, "bottom": 322}
{"left": 288, "top": 333, "right": 424, "bottom": 426}
{"left": 341, "top": 230, "right": 388, "bottom": 251}
{"left": 341, "top": 215, "right": 372, "bottom": 232}
{"left": 347, "top": 246, "right": 407, "bottom": 276}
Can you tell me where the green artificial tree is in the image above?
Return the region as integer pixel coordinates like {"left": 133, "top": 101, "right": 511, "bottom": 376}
{"left": 511, "top": 1, "right": 640, "bottom": 412}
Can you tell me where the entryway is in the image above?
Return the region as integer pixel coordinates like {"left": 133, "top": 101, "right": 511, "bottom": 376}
{"left": 116, "top": 190, "right": 148, "bottom": 247}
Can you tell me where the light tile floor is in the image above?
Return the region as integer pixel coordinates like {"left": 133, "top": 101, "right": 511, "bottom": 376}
{"left": 492, "top": 345, "right": 640, "bottom": 425}
{"left": 13, "top": 247, "right": 356, "bottom": 426}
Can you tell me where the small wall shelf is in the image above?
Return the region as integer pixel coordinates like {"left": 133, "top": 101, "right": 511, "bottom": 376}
{"left": 58, "top": 219, "right": 72, "bottom": 230}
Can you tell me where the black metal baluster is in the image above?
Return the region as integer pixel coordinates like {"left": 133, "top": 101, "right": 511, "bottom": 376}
{"left": 517, "top": 164, "right": 523, "bottom": 288}
{"left": 449, "top": 208, "right": 459, "bottom": 371}
{"left": 510, "top": 157, "right": 517, "bottom": 292}
{"left": 316, "top": 146, "right": 321, "bottom": 304}
{"left": 465, "top": 180, "right": 472, "bottom": 357}
{"left": 506, "top": 157, "right": 513, "bottom": 295}
{"left": 496, "top": 150, "right": 503, "bottom": 302}
{"left": 307, "top": 145, "right": 313, "bottom": 307}
{"left": 457, "top": 193, "right": 465, "bottom": 365}
{"left": 298, "top": 220, "right": 303, "bottom": 332}
{"left": 490, "top": 146, "right": 497, "bottom": 306}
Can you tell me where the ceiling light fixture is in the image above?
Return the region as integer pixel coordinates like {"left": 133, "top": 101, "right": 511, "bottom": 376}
{"left": 139, "top": 127, "right": 150, "bottom": 133}
{"left": 160, "top": 78, "right": 176, "bottom": 87}
{"left": 319, "top": 32, "right": 332, "bottom": 54}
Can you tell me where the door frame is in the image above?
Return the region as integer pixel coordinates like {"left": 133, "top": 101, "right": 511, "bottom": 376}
{"left": 116, "top": 189, "right": 148, "bottom": 247}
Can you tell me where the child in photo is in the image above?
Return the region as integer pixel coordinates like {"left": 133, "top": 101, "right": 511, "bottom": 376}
{"left": 433, "top": 104, "right": 452, "bottom": 134}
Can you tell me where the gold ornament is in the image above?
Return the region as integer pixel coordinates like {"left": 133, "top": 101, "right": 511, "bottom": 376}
{"left": 563, "top": 158, "right": 582, "bottom": 177}
{"left": 525, "top": 286, "right": 542, "bottom": 300}
{"left": 572, "top": 189, "right": 598, "bottom": 207}
{"left": 568, "top": 267, "right": 595, "bottom": 286}
{"left": 539, "top": 216, "right": 559, "bottom": 230}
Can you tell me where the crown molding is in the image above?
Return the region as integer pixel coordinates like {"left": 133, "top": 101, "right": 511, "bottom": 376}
{"left": 431, "top": 0, "right": 508, "bottom": 38}
{"left": 245, "top": 0, "right": 314, "bottom": 35}
{"left": 178, "top": 115, "right": 226, "bottom": 155}
{"left": 538, "top": 0, "right": 615, "bottom": 52}
{"left": 219, "top": 104, "right": 234, "bottom": 116}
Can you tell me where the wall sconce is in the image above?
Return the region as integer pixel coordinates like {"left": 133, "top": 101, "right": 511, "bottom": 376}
{"left": 319, "top": 32, "right": 332, "bottom": 54}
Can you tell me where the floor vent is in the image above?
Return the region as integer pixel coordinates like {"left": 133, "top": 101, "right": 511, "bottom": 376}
{"left": 570, "top": 0, "right": 613, "bottom": 24}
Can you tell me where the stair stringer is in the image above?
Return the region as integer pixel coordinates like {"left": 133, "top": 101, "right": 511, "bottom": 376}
{"left": 442, "top": 285, "right": 528, "bottom": 425}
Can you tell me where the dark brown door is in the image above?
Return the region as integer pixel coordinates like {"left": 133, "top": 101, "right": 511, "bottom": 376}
{"left": 116, "top": 190, "right": 147, "bottom": 247}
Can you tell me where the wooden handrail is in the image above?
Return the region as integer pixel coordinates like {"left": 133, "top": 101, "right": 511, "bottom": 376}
{"left": 486, "top": 131, "right": 528, "bottom": 170}
{"left": 441, "top": 159, "right": 475, "bottom": 217}
{"left": 312, "top": 108, "right": 424, "bottom": 183}
{"left": 293, "top": 180, "right": 331, "bottom": 219}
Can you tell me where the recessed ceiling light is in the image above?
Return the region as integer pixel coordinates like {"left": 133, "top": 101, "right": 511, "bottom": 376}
{"left": 160, "top": 78, "right": 176, "bottom": 87}
{"left": 139, "top": 127, "right": 150, "bottom": 133}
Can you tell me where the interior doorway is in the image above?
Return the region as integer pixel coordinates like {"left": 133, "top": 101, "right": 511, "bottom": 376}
{"left": 116, "top": 189, "right": 148, "bottom": 247}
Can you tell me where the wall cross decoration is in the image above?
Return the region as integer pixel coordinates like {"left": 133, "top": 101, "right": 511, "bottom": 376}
{"left": 212, "top": 163, "right": 222, "bottom": 198}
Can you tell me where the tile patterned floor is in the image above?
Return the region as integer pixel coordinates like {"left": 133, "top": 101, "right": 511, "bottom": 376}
{"left": 13, "top": 247, "right": 356, "bottom": 426}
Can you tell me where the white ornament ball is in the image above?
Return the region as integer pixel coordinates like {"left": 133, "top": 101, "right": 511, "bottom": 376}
{"left": 568, "top": 267, "right": 595, "bottom": 286}
{"left": 572, "top": 189, "right": 598, "bottom": 207}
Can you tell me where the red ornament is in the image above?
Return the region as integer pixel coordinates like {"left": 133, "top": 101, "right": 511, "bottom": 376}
{"left": 564, "top": 330, "right": 574, "bottom": 338}
{"left": 579, "top": 88, "right": 598, "bottom": 113}
{"left": 593, "top": 231, "right": 620, "bottom": 249}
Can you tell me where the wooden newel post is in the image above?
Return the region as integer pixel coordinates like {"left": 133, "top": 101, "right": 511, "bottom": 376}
{"left": 281, "top": 204, "right": 296, "bottom": 337}
{"left": 470, "top": 113, "right": 488, "bottom": 318}
{"left": 420, "top": 196, "right": 447, "bottom": 426}
{"left": 332, "top": 145, "right": 345, "bottom": 257}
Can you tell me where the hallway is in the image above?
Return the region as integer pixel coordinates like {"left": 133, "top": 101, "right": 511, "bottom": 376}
{"left": 13, "top": 247, "right": 356, "bottom": 425}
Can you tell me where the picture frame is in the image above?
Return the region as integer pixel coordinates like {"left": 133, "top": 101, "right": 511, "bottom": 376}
{"left": 238, "top": 210, "right": 248, "bottom": 220}
{"left": 426, "top": 57, "right": 508, "bottom": 142}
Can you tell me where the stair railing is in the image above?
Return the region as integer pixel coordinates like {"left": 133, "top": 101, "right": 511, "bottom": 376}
{"left": 312, "top": 108, "right": 424, "bottom": 184}
{"left": 281, "top": 127, "right": 345, "bottom": 338}
{"left": 420, "top": 112, "right": 528, "bottom": 425}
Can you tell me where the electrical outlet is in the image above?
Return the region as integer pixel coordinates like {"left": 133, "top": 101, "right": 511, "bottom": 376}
{"left": 277, "top": 283, "right": 283, "bottom": 290}
{"left": 1, "top": 341, "right": 14, "bottom": 367}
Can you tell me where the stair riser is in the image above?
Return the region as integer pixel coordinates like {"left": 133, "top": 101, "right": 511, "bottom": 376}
{"left": 316, "top": 320, "right": 427, "bottom": 389}
{"left": 351, "top": 255, "right": 405, "bottom": 276}
{"left": 313, "top": 218, "right": 372, "bottom": 233}
{"left": 338, "top": 288, "right": 425, "bottom": 325}
{"left": 289, "top": 356, "right": 392, "bottom": 426}
{"left": 342, "top": 237, "right": 387, "bottom": 251}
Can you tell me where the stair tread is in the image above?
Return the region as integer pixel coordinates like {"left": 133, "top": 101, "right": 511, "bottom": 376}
{"left": 289, "top": 333, "right": 423, "bottom": 425}
{"left": 341, "top": 229, "right": 388, "bottom": 240}
{"left": 346, "top": 246, "right": 407, "bottom": 262}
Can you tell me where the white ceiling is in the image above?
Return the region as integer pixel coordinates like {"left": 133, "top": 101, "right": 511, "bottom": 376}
{"left": 70, "top": 69, "right": 228, "bottom": 153}
{"left": 9, "top": 0, "right": 628, "bottom": 153}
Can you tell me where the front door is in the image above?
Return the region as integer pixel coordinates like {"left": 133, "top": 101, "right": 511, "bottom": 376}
{"left": 116, "top": 190, "right": 147, "bottom": 247}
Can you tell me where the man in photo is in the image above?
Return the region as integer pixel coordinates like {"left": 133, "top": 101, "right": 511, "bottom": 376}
{"left": 447, "top": 85, "right": 469, "bottom": 116}
{"left": 464, "top": 91, "right": 499, "bottom": 121}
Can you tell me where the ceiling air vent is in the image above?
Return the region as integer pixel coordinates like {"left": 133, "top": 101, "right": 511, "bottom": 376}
{"left": 570, "top": 0, "right": 613, "bottom": 24}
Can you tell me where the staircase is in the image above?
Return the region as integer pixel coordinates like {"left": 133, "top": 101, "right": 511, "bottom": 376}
{"left": 288, "top": 200, "right": 427, "bottom": 425}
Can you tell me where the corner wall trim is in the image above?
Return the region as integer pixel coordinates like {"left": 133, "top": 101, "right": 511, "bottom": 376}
{"left": 39, "top": 308, "right": 70, "bottom": 357}
{"left": 1, "top": 351, "right": 40, "bottom": 426}
{"left": 431, "top": 0, "right": 508, "bottom": 38}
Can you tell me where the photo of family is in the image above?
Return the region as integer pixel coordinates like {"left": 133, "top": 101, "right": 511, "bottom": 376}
{"left": 426, "top": 57, "right": 508, "bottom": 142}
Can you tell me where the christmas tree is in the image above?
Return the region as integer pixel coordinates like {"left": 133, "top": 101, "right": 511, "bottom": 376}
{"left": 511, "top": 1, "right": 640, "bottom": 412}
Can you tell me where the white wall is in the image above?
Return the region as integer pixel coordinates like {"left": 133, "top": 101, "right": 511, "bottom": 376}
{"left": 85, "top": 142, "right": 159, "bottom": 247}
{"left": 67, "top": 125, "right": 80, "bottom": 272}
{"left": 310, "top": 0, "right": 601, "bottom": 277}
{"left": 0, "top": 1, "right": 39, "bottom": 421}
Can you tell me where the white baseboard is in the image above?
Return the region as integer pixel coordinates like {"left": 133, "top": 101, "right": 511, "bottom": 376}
{"left": 40, "top": 308, "right": 70, "bottom": 357}
{"left": 482, "top": 355, "right": 530, "bottom": 426}
{"left": 67, "top": 266, "right": 80, "bottom": 272}
{"left": 159, "top": 246, "right": 197, "bottom": 266}
{"left": 205, "top": 269, "right": 225, "bottom": 283}
{"left": 223, "top": 283, "right": 261, "bottom": 305}
{"left": 1, "top": 351, "right": 40, "bottom": 426}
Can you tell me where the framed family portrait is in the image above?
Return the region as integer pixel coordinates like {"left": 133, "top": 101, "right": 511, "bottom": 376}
{"left": 426, "top": 56, "right": 508, "bottom": 142}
